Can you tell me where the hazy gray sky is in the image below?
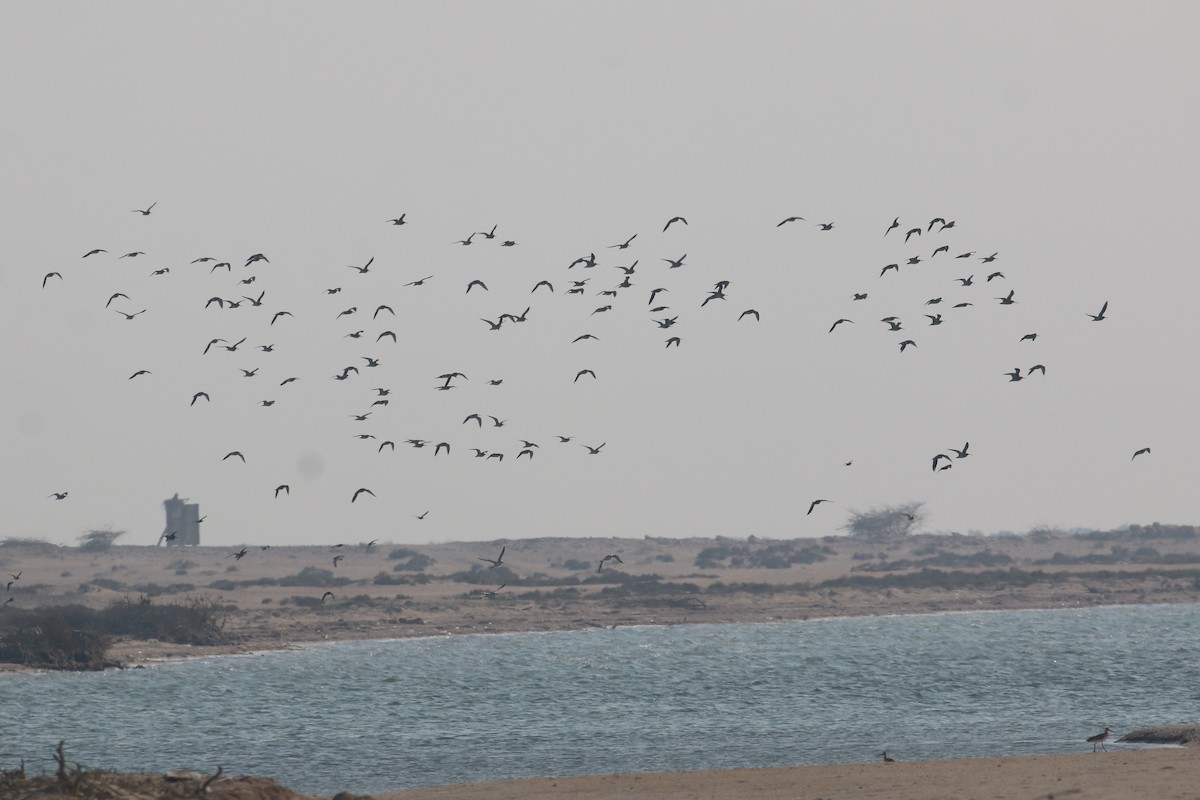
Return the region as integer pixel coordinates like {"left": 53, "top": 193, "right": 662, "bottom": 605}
{"left": 4, "top": 2, "right": 1198, "bottom": 547}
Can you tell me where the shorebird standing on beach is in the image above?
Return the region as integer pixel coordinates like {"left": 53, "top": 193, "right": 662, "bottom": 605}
{"left": 1087, "top": 727, "right": 1112, "bottom": 752}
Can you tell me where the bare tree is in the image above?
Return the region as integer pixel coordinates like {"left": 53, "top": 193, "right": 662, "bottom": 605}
{"left": 842, "top": 502, "right": 924, "bottom": 539}
{"left": 78, "top": 528, "right": 125, "bottom": 552}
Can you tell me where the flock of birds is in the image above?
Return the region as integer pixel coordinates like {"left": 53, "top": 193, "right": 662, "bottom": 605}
{"left": 21, "top": 201, "right": 1151, "bottom": 609}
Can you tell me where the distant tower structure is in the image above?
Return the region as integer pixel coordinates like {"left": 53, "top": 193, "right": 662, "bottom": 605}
{"left": 162, "top": 493, "right": 201, "bottom": 546}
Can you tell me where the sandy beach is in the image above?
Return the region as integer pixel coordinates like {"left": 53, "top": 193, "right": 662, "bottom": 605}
{"left": 371, "top": 749, "right": 1200, "bottom": 800}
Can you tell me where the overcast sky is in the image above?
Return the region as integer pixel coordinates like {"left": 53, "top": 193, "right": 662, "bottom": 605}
{"left": 3, "top": 2, "right": 1198, "bottom": 548}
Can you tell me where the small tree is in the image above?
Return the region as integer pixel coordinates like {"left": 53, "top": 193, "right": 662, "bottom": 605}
{"left": 78, "top": 529, "right": 125, "bottom": 553}
{"left": 842, "top": 502, "right": 924, "bottom": 539}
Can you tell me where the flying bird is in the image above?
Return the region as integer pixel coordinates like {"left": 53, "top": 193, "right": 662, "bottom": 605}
{"left": 352, "top": 488, "right": 375, "bottom": 502}
{"left": 739, "top": 309, "right": 760, "bottom": 321}
{"left": 948, "top": 443, "right": 970, "bottom": 459}
{"left": 609, "top": 234, "right": 637, "bottom": 249}
{"left": 128, "top": 370, "right": 151, "bottom": 379}
{"left": 42, "top": 272, "right": 63, "bottom": 288}
{"left": 829, "top": 319, "right": 853, "bottom": 333}
{"left": 348, "top": 257, "right": 375, "bottom": 274}
{"left": 1132, "top": 447, "right": 1151, "bottom": 460}
{"left": 190, "top": 391, "right": 210, "bottom": 406}
{"left": 778, "top": 216, "right": 805, "bottom": 226}
{"left": 582, "top": 443, "right": 606, "bottom": 454}
{"left": 275, "top": 484, "right": 289, "bottom": 498}
{"left": 479, "top": 546, "right": 506, "bottom": 568}
{"left": 223, "top": 451, "right": 245, "bottom": 462}
{"left": 131, "top": 201, "right": 157, "bottom": 215}
{"left": 48, "top": 492, "right": 69, "bottom": 500}
{"left": 807, "top": 499, "right": 830, "bottom": 515}
{"left": 932, "top": 453, "right": 953, "bottom": 472}
{"left": 663, "top": 216, "right": 687, "bottom": 231}
{"left": 1087, "top": 301, "right": 1109, "bottom": 321}
{"left": 466, "top": 279, "right": 488, "bottom": 293}
{"left": 83, "top": 249, "right": 107, "bottom": 257}
{"left": 574, "top": 369, "right": 596, "bottom": 383}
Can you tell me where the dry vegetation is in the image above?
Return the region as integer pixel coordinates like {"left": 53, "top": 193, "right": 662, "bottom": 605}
{"left": 2, "top": 522, "right": 1199, "bottom": 670}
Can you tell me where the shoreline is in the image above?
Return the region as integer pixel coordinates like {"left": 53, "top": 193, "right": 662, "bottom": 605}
{"left": 4, "top": 534, "right": 1200, "bottom": 674}
{"left": 104, "top": 595, "right": 1200, "bottom": 670}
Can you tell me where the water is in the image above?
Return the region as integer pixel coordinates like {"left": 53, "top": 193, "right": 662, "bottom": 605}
{"left": 3, "top": 604, "right": 1199, "bottom": 796}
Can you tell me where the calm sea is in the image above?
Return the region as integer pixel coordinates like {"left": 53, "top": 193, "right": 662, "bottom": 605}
{"left": 3, "top": 604, "right": 1198, "bottom": 796}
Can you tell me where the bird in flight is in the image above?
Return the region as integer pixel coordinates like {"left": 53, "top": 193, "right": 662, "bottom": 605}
{"left": 479, "top": 546, "right": 506, "bottom": 568}
{"left": 610, "top": 234, "right": 637, "bottom": 249}
{"left": 1028, "top": 364, "right": 1046, "bottom": 376}
{"left": 778, "top": 216, "right": 805, "bottom": 227}
{"left": 190, "top": 391, "right": 210, "bottom": 406}
{"left": 574, "top": 369, "right": 597, "bottom": 383}
{"left": 948, "top": 442, "right": 970, "bottom": 459}
{"left": 816, "top": 222, "right": 834, "bottom": 231}
{"left": 904, "top": 227, "right": 921, "bottom": 242}
{"left": 466, "top": 279, "right": 488, "bottom": 293}
{"left": 348, "top": 257, "right": 375, "bottom": 274}
{"left": 332, "top": 555, "right": 345, "bottom": 568}
{"left": 1087, "top": 301, "right": 1109, "bottom": 321}
{"left": 129, "top": 369, "right": 152, "bottom": 379}
{"left": 388, "top": 214, "right": 407, "bottom": 225}
{"left": 223, "top": 451, "right": 245, "bottom": 462}
{"left": 807, "top": 499, "right": 830, "bottom": 515}
{"left": 1005, "top": 368, "right": 1024, "bottom": 382}
{"left": 352, "top": 488, "right": 375, "bottom": 502}
{"left": 739, "top": 309, "right": 760, "bottom": 321}
{"left": 42, "top": 272, "right": 63, "bottom": 288}
{"left": 131, "top": 201, "right": 157, "bottom": 215}
{"left": 1131, "top": 447, "right": 1151, "bottom": 460}
{"left": 275, "top": 484, "right": 289, "bottom": 498}
{"left": 663, "top": 216, "right": 687, "bottom": 231}
{"left": 321, "top": 591, "right": 335, "bottom": 603}
{"left": 932, "top": 453, "right": 953, "bottom": 472}
{"left": 406, "top": 275, "right": 434, "bottom": 287}
{"left": 83, "top": 248, "right": 107, "bottom": 257}
{"left": 829, "top": 318, "right": 853, "bottom": 333}
{"left": 48, "top": 491, "right": 69, "bottom": 500}
{"left": 582, "top": 443, "right": 606, "bottom": 454}
{"left": 996, "top": 290, "right": 1016, "bottom": 305}
{"left": 662, "top": 254, "right": 686, "bottom": 269}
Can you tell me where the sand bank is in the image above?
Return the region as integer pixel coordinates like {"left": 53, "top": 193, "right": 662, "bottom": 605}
{"left": 374, "top": 748, "right": 1199, "bottom": 800}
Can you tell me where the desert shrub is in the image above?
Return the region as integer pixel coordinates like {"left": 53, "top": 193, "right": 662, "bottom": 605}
{"left": 78, "top": 529, "right": 124, "bottom": 553}
{"left": 843, "top": 503, "right": 924, "bottom": 539}
{"left": 0, "top": 596, "right": 229, "bottom": 670}
{"left": 129, "top": 582, "right": 195, "bottom": 596}
{"left": 654, "top": 553, "right": 675, "bottom": 563}
{"left": 278, "top": 567, "right": 351, "bottom": 587}
{"left": 90, "top": 578, "right": 126, "bottom": 591}
{"left": 391, "top": 553, "right": 435, "bottom": 572}
{"left": 384, "top": 569, "right": 431, "bottom": 583}
{"left": 695, "top": 541, "right": 831, "bottom": 569}
{"left": 0, "top": 537, "right": 59, "bottom": 555}
{"left": 98, "top": 595, "right": 228, "bottom": 645}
